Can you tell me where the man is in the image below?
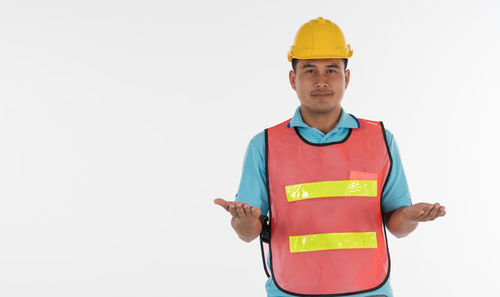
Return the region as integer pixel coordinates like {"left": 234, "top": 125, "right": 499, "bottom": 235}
{"left": 214, "top": 17, "right": 445, "bottom": 297}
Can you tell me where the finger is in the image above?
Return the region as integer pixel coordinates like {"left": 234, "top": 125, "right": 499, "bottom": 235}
{"left": 420, "top": 206, "right": 435, "bottom": 221}
{"left": 415, "top": 208, "right": 425, "bottom": 218}
{"left": 424, "top": 203, "right": 441, "bottom": 221}
{"left": 431, "top": 206, "right": 446, "bottom": 218}
{"left": 250, "top": 206, "right": 261, "bottom": 218}
{"left": 213, "top": 198, "right": 225, "bottom": 205}
{"left": 416, "top": 205, "right": 433, "bottom": 220}
{"left": 243, "top": 204, "right": 251, "bottom": 216}
{"left": 411, "top": 203, "right": 430, "bottom": 217}
{"left": 214, "top": 198, "right": 230, "bottom": 211}
{"left": 235, "top": 202, "right": 246, "bottom": 217}
{"left": 228, "top": 203, "right": 238, "bottom": 217}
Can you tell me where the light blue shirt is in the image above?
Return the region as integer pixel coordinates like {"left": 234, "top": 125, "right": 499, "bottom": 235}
{"left": 236, "top": 106, "right": 412, "bottom": 297}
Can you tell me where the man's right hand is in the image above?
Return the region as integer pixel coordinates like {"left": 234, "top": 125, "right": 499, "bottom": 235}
{"left": 214, "top": 198, "right": 262, "bottom": 242}
{"left": 213, "top": 198, "right": 261, "bottom": 222}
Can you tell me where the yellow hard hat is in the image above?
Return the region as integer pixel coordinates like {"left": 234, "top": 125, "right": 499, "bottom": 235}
{"left": 287, "top": 17, "right": 353, "bottom": 62}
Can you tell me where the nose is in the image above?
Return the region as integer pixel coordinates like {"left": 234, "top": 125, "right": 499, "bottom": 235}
{"left": 314, "top": 73, "right": 328, "bottom": 88}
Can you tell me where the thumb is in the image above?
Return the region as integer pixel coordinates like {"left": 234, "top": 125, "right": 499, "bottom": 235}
{"left": 214, "top": 198, "right": 229, "bottom": 211}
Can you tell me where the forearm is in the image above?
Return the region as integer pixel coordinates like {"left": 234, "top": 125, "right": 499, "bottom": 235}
{"left": 385, "top": 206, "right": 419, "bottom": 238}
{"left": 231, "top": 216, "right": 262, "bottom": 242}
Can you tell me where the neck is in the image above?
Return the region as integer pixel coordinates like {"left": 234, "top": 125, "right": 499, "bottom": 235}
{"left": 300, "top": 106, "right": 342, "bottom": 134}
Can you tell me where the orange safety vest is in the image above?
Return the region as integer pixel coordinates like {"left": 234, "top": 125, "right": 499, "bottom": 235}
{"left": 261, "top": 117, "right": 392, "bottom": 296}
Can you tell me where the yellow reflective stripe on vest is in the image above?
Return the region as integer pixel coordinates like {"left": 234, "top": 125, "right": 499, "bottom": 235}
{"left": 289, "top": 232, "right": 377, "bottom": 253}
{"left": 285, "top": 180, "right": 377, "bottom": 202}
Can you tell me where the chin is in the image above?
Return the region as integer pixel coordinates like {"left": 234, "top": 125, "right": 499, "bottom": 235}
{"left": 303, "top": 103, "right": 339, "bottom": 114}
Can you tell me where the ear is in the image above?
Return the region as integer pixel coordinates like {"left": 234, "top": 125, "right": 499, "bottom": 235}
{"left": 344, "top": 69, "right": 350, "bottom": 89}
{"left": 289, "top": 70, "right": 296, "bottom": 91}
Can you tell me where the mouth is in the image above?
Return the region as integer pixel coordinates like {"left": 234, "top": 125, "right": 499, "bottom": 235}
{"left": 311, "top": 92, "right": 333, "bottom": 98}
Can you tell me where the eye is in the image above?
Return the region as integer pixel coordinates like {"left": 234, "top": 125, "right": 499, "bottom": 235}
{"left": 327, "top": 69, "right": 336, "bottom": 73}
{"left": 306, "top": 69, "right": 314, "bottom": 73}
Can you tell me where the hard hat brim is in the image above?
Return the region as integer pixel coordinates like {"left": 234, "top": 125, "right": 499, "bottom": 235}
{"left": 287, "top": 45, "right": 353, "bottom": 62}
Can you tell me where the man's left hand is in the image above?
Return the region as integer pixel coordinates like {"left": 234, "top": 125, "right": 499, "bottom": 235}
{"left": 402, "top": 202, "right": 446, "bottom": 222}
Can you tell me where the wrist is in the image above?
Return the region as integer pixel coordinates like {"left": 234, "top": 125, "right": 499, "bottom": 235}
{"left": 231, "top": 216, "right": 261, "bottom": 242}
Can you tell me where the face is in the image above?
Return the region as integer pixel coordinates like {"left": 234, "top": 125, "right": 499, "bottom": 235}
{"left": 289, "top": 58, "right": 350, "bottom": 114}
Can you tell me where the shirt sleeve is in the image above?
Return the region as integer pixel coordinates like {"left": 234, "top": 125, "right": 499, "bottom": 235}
{"left": 235, "top": 131, "right": 269, "bottom": 215}
{"left": 382, "top": 128, "right": 413, "bottom": 212}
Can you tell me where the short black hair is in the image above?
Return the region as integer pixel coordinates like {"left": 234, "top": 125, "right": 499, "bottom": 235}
{"left": 291, "top": 58, "right": 348, "bottom": 72}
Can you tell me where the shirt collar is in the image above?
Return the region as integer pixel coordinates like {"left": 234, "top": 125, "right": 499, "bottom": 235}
{"left": 289, "top": 106, "right": 360, "bottom": 130}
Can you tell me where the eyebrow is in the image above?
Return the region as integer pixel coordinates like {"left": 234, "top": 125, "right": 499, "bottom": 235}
{"left": 302, "top": 64, "right": 340, "bottom": 69}
{"left": 302, "top": 64, "right": 316, "bottom": 69}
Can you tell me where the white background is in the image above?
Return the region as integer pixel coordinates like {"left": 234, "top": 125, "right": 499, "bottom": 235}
{"left": 1, "top": 0, "right": 499, "bottom": 296}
